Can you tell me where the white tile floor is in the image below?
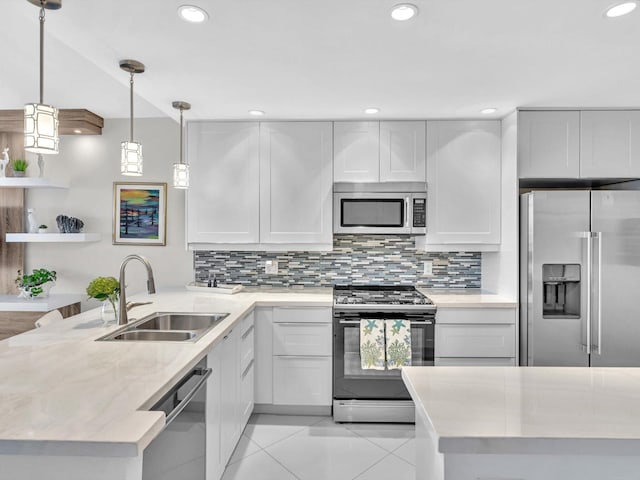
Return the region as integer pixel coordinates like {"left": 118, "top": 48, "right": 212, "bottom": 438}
{"left": 222, "top": 414, "right": 416, "bottom": 480}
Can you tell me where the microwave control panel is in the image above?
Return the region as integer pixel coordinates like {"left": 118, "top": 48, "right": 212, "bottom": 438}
{"left": 413, "top": 198, "right": 426, "bottom": 227}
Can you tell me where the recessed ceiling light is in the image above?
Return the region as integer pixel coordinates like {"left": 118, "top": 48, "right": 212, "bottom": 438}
{"left": 605, "top": 1, "right": 637, "bottom": 17}
{"left": 248, "top": 110, "right": 265, "bottom": 116}
{"left": 178, "top": 5, "right": 209, "bottom": 23}
{"left": 481, "top": 108, "right": 497, "bottom": 114}
{"left": 364, "top": 107, "right": 380, "bottom": 115}
{"left": 391, "top": 4, "right": 418, "bottom": 21}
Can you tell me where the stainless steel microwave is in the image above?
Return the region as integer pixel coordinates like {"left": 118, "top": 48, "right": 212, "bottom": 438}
{"left": 333, "top": 191, "right": 427, "bottom": 235}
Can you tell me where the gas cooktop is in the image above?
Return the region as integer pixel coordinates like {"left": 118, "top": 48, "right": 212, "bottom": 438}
{"left": 333, "top": 285, "right": 435, "bottom": 310}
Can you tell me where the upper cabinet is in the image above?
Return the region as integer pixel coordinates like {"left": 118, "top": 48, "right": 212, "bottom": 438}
{"left": 334, "top": 121, "right": 426, "bottom": 182}
{"left": 580, "top": 111, "right": 640, "bottom": 178}
{"left": 424, "top": 120, "right": 501, "bottom": 249}
{"left": 518, "top": 110, "right": 640, "bottom": 180}
{"left": 518, "top": 111, "right": 580, "bottom": 179}
{"left": 187, "top": 122, "right": 260, "bottom": 244}
{"left": 259, "top": 122, "right": 333, "bottom": 245}
{"left": 187, "top": 121, "right": 332, "bottom": 250}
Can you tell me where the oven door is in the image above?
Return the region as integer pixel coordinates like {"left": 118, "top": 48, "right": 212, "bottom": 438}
{"left": 333, "top": 310, "right": 434, "bottom": 400}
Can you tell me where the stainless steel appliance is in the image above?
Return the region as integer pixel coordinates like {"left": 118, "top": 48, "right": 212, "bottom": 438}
{"left": 333, "top": 184, "right": 427, "bottom": 235}
{"left": 143, "top": 359, "right": 211, "bottom": 479}
{"left": 333, "top": 286, "right": 435, "bottom": 423}
{"left": 520, "top": 190, "right": 640, "bottom": 366}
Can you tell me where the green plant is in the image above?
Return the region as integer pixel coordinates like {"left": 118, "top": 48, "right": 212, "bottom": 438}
{"left": 86, "top": 276, "right": 120, "bottom": 315}
{"left": 39, "top": 224, "right": 48, "bottom": 229}
{"left": 15, "top": 268, "right": 57, "bottom": 297}
{"left": 12, "top": 159, "right": 28, "bottom": 172}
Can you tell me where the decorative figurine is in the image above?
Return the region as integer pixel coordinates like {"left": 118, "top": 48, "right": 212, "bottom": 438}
{"left": 0, "top": 147, "right": 9, "bottom": 178}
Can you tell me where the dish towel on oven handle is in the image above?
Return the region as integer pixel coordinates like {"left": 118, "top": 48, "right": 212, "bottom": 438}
{"left": 360, "top": 319, "right": 386, "bottom": 370}
{"left": 385, "top": 319, "right": 412, "bottom": 369}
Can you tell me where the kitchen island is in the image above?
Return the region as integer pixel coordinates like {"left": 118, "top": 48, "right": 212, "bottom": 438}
{"left": 402, "top": 366, "right": 640, "bottom": 480}
{"left": 0, "top": 288, "right": 332, "bottom": 480}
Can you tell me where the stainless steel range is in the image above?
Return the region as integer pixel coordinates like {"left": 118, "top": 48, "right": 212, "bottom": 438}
{"left": 333, "top": 285, "right": 435, "bottom": 423}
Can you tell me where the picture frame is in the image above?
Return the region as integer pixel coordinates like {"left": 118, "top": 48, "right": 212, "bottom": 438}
{"left": 113, "top": 182, "right": 167, "bottom": 246}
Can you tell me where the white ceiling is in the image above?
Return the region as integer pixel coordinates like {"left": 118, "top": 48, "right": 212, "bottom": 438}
{"left": 2, "top": 0, "right": 639, "bottom": 122}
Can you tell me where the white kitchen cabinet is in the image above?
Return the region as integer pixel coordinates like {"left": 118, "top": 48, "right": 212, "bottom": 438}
{"left": 239, "top": 312, "right": 255, "bottom": 428}
{"left": 206, "top": 347, "right": 222, "bottom": 480}
{"left": 219, "top": 326, "right": 240, "bottom": 466}
{"left": 259, "top": 122, "right": 333, "bottom": 245}
{"left": 333, "top": 122, "right": 379, "bottom": 182}
{"left": 254, "top": 307, "right": 273, "bottom": 404}
{"left": 425, "top": 120, "right": 501, "bottom": 248}
{"left": 273, "top": 356, "right": 332, "bottom": 406}
{"left": 333, "top": 121, "right": 425, "bottom": 183}
{"left": 580, "top": 110, "right": 640, "bottom": 178}
{"left": 518, "top": 111, "right": 580, "bottom": 179}
{"left": 380, "top": 121, "right": 426, "bottom": 182}
{"left": 186, "top": 122, "right": 260, "bottom": 244}
{"left": 435, "top": 307, "right": 517, "bottom": 366}
{"left": 272, "top": 323, "right": 332, "bottom": 356}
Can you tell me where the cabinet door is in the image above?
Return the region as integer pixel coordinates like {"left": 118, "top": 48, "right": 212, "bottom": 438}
{"left": 273, "top": 356, "right": 332, "bottom": 406}
{"left": 379, "top": 121, "right": 426, "bottom": 182}
{"left": 272, "top": 323, "right": 332, "bottom": 356}
{"left": 205, "top": 347, "right": 222, "bottom": 480}
{"left": 254, "top": 307, "right": 273, "bottom": 404}
{"left": 240, "top": 361, "right": 254, "bottom": 429}
{"left": 580, "top": 111, "right": 640, "bottom": 178}
{"left": 518, "top": 111, "right": 580, "bottom": 179}
{"left": 259, "top": 122, "right": 333, "bottom": 244}
{"left": 219, "top": 328, "right": 240, "bottom": 465}
{"left": 426, "top": 120, "right": 501, "bottom": 245}
{"left": 435, "top": 324, "right": 515, "bottom": 358}
{"left": 187, "top": 122, "right": 260, "bottom": 244}
{"left": 333, "top": 122, "right": 380, "bottom": 182}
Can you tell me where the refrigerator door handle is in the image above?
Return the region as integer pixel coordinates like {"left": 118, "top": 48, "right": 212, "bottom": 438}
{"left": 594, "top": 231, "right": 603, "bottom": 355}
{"left": 581, "top": 232, "right": 592, "bottom": 354}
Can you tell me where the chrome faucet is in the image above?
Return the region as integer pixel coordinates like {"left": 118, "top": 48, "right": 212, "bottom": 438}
{"left": 118, "top": 254, "right": 157, "bottom": 325}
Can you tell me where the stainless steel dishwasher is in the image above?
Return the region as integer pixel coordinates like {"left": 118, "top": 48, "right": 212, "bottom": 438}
{"left": 142, "top": 358, "right": 211, "bottom": 480}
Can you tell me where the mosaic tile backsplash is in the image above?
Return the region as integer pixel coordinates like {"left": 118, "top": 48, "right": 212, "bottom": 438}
{"left": 194, "top": 235, "right": 480, "bottom": 288}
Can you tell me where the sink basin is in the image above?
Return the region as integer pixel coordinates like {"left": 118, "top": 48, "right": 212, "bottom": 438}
{"left": 96, "top": 312, "right": 230, "bottom": 342}
{"left": 134, "top": 312, "right": 229, "bottom": 331}
{"left": 111, "top": 330, "right": 196, "bottom": 342}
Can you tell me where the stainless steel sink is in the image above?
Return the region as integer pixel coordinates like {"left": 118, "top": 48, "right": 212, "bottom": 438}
{"left": 97, "top": 312, "right": 230, "bottom": 342}
{"left": 134, "top": 313, "right": 229, "bottom": 331}
{"left": 111, "top": 330, "right": 197, "bottom": 341}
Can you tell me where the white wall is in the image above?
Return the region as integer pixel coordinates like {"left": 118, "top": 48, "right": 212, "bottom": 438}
{"left": 481, "top": 111, "right": 518, "bottom": 299}
{"left": 25, "top": 118, "right": 193, "bottom": 310}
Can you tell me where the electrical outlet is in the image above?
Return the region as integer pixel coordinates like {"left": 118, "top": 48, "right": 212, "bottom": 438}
{"left": 265, "top": 260, "right": 279, "bottom": 274}
{"left": 423, "top": 260, "right": 433, "bottom": 276}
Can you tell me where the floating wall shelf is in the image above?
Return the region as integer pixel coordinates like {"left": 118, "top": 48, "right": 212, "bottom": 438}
{"left": 0, "top": 178, "right": 69, "bottom": 189}
{"left": 5, "top": 233, "right": 101, "bottom": 243}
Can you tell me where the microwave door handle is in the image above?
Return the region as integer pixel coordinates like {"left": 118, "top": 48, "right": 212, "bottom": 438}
{"left": 405, "top": 197, "right": 409, "bottom": 228}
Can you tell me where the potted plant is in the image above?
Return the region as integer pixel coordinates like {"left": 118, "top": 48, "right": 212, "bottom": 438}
{"left": 15, "top": 268, "right": 57, "bottom": 298}
{"left": 38, "top": 224, "right": 48, "bottom": 234}
{"left": 86, "top": 276, "right": 120, "bottom": 324}
{"left": 11, "top": 159, "right": 28, "bottom": 177}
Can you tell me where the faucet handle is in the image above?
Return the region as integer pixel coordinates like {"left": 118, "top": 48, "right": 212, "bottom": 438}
{"left": 126, "top": 301, "right": 153, "bottom": 312}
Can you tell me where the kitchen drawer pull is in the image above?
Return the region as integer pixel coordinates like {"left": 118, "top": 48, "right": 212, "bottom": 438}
{"left": 242, "top": 324, "right": 254, "bottom": 339}
{"left": 338, "top": 320, "right": 433, "bottom": 325}
{"left": 165, "top": 367, "right": 212, "bottom": 426}
{"left": 277, "top": 355, "right": 330, "bottom": 360}
{"left": 275, "top": 322, "right": 330, "bottom": 326}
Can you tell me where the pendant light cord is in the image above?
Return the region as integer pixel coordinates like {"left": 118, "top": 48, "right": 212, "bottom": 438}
{"left": 129, "top": 72, "right": 134, "bottom": 142}
{"left": 179, "top": 107, "right": 184, "bottom": 165}
{"left": 39, "top": 4, "right": 45, "bottom": 104}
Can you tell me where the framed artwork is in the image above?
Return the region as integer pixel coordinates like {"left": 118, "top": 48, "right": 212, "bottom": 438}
{"left": 113, "top": 182, "right": 167, "bottom": 245}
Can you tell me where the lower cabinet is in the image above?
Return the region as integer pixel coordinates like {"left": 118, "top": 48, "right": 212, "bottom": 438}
{"left": 219, "top": 326, "right": 240, "bottom": 466}
{"left": 239, "top": 312, "right": 255, "bottom": 427}
{"left": 435, "top": 307, "right": 517, "bottom": 366}
{"left": 273, "top": 356, "right": 332, "bottom": 405}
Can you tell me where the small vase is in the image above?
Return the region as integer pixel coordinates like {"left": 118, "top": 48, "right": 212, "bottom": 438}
{"left": 101, "top": 299, "right": 119, "bottom": 325}
{"left": 12, "top": 171, "right": 25, "bottom": 177}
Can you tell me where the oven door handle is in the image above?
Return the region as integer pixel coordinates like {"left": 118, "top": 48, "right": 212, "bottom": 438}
{"left": 338, "top": 320, "right": 433, "bottom": 325}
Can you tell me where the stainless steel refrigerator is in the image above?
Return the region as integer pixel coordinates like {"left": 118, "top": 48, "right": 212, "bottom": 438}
{"left": 520, "top": 190, "right": 640, "bottom": 367}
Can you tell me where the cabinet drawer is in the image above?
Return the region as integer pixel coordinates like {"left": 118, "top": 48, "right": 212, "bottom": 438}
{"left": 436, "top": 324, "right": 515, "bottom": 357}
{"left": 241, "top": 311, "right": 255, "bottom": 336}
{"left": 436, "top": 308, "right": 515, "bottom": 325}
{"left": 273, "top": 323, "right": 332, "bottom": 356}
{"left": 240, "top": 326, "right": 254, "bottom": 373}
{"left": 240, "top": 362, "right": 254, "bottom": 427}
{"left": 273, "top": 356, "right": 332, "bottom": 406}
{"left": 273, "top": 307, "right": 332, "bottom": 324}
{"left": 435, "top": 357, "right": 516, "bottom": 366}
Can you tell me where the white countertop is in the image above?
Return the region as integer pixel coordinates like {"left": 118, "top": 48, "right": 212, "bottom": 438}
{"left": 0, "top": 294, "right": 82, "bottom": 312}
{"left": 402, "top": 366, "right": 640, "bottom": 455}
{"left": 0, "top": 288, "right": 332, "bottom": 457}
{"left": 418, "top": 288, "right": 517, "bottom": 308}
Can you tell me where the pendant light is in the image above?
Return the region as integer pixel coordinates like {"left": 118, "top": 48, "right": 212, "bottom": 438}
{"left": 172, "top": 101, "right": 191, "bottom": 189}
{"left": 24, "top": 0, "right": 61, "bottom": 155}
{"left": 119, "top": 59, "right": 145, "bottom": 176}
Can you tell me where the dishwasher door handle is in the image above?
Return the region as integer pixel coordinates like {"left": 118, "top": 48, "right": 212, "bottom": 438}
{"left": 165, "top": 367, "right": 212, "bottom": 426}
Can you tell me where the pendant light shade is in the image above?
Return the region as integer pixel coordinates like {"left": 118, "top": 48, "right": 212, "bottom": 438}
{"left": 119, "top": 59, "right": 145, "bottom": 176}
{"left": 24, "top": 1, "right": 60, "bottom": 155}
{"left": 172, "top": 101, "right": 191, "bottom": 189}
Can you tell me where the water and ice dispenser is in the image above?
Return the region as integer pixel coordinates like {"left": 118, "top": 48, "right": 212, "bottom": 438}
{"left": 542, "top": 264, "right": 581, "bottom": 318}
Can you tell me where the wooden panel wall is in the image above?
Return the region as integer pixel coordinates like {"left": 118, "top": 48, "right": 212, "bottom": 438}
{"left": 0, "top": 132, "right": 25, "bottom": 294}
